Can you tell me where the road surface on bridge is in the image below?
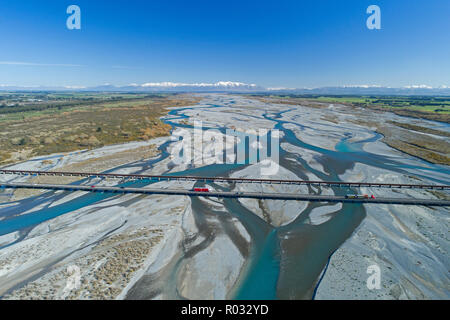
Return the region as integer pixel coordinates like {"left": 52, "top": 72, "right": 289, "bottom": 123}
{"left": 1, "top": 182, "right": 449, "bottom": 206}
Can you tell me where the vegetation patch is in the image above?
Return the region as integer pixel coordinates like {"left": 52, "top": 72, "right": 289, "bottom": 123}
{"left": 387, "top": 121, "right": 450, "bottom": 138}
{"left": 352, "top": 120, "right": 450, "bottom": 165}
{"left": 0, "top": 93, "right": 199, "bottom": 166}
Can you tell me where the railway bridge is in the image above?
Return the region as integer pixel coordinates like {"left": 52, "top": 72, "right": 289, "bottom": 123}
{"left": 1, "top": 169, "right": 449, "bottom": 190}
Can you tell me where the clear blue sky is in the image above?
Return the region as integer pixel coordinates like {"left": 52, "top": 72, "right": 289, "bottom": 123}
{"left": 0, "top": 0, "right": 449, "bottom": 88}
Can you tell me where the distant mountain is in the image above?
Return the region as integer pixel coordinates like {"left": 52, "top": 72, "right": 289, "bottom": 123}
{"left": 0, "top": 81, "right": 263, "bottom": 93}
{"left": 1, "top": 82, "right": 449, "bottom": 95}
{"left": 267, "top": 85, "right": 450, "bottom": 96}
{"left": 0, "top": 85, "right": 69, "bottom": 91}
{"left": 77, "top": 81, "right": 264, "bottom": 92}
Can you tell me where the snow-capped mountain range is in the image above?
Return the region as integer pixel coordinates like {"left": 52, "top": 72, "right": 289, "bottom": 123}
{"left": 1, "top": 82, "right": 450, "bottom": 95}
{"left": 0, "top": 81, "right": 263, "bottom": 92}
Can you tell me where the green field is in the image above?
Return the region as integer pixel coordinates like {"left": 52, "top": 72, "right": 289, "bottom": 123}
{"left": 312, "top": 96, "right": 450, "bottom": 114}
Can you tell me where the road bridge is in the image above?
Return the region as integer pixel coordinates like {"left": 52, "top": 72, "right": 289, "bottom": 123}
{"left": 1, "top": 182, "right": 449, "bottom": 206}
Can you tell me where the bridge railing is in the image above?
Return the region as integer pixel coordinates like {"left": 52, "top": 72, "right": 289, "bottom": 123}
{"left": 1, "top": 182, "right": 450, "bottom": 206}
{"left": 0, "top": 169, "right": 449, "bottom": 190}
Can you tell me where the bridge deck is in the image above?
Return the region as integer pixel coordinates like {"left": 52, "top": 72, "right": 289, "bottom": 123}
{"left": 1, "top": 182, "right": 449, "bottom": 206}
{"left": 1, "top": 169, "right": 449, "bottom": 190}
